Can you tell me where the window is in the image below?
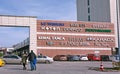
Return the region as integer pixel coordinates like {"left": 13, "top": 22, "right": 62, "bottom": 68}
{"left": 88, "top": 15, "right": 91, "bottom": 21}
{"left": 38, "top": 56, "right": 42, "bottom": 58}
{"left": 88, "top": 8, "right": 90, "bottom": 13}
{"left": 43, "top": 56, "right": 46, "bottom": 58}
{"left": 87, "top": 0, "right": 90, "bottom": 6}
{"left": 11, "top": 55, "right": 19, "bottom": 59}
{"left": 3, "top": 56, "right": 10, "bottom": 58}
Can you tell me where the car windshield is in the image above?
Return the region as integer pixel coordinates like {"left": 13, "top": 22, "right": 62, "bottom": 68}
{"left": 11, "top": 55, "right": 19, "bottom": 59}
{"left": 38, "top": 56, "right": 42, "bottom": 58}
{"left": 38, "top": 56, "right": 47, "bottom": 58}
{"left": 94, "top": 54, "right": 99, "bottom": 57}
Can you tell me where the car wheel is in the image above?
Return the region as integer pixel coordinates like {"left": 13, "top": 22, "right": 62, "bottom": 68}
{"left": 45, "top": 60, "right": 50, "bottom": 64}
{"left": 2, "top": 61, "right": 5, "bottom": 66}
{"left": 3, "top": 60, "right": 7, "bottom": 64}
{"left": 20, "top": 61, "right": 23, "bottom": 65}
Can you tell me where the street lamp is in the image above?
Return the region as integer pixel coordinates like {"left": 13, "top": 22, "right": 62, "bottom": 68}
{"left": 116, "top": 0, "right": 120, "bottom": 61}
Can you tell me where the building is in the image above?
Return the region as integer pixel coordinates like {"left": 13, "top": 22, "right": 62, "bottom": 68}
{"left": 77, "top": 0, "right": 120, "bottom": 22}
{"left": 0, "top": 15, "right": 116, "bottom": 57}
{"left": 6, "top": 48, "right": 14, "bottom": 54}
{"left": 0, "top": 47, "right": 7, "bottom": 55}
{"left": 37, "top": 20, "right": 115, "bottom": 57}
{"left": 77, "top": 0, "right": 120, "bottom": 53}
{"left": 0, "top": 15, "right": 37, "bottom": 54}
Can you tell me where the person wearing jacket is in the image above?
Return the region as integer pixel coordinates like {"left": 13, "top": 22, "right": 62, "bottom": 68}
{"left": 33, "top": 55, "right": 37, "bottom": 70}
{"left": 28, "top": 50, "right": 36, "bottom": 71}
{"left": 22, "top": 51, "right": 28, "bottom": 70}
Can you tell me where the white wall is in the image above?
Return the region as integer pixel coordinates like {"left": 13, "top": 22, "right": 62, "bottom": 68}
{"left": 0, "top": 15, "right": 37, "bottom": 54}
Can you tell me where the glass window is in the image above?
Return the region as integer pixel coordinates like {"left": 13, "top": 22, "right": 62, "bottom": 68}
{"left": 11, "top": 55, "right": 19, "bottom": 59}
{"left": 38, "top": 56, "right": 42, "bottom": 58}
{"left": 88, "top": 0, "right": 90, "bottom": 6}
{"left": 88, "top": 8, "right": 90, "bottom": 13}
{"left": 43, "top": 56, "right": 46, "bottom": 58}
{"left": 3, "top": 55, "right": 10, "bottom": 58}
{"left": 88, "top": 15, "right": 91, "bottom": 21}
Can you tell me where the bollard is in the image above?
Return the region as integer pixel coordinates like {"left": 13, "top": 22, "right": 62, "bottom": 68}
{"left": 100, "top": 61, "right": 104, "bottom": 71}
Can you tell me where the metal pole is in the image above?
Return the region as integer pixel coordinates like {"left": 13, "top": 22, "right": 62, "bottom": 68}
{"left": 116, "top": 0, "right": 120, "bottom": 60}
{"left": 116, "top": 0, "right": 120, "bottom": 54}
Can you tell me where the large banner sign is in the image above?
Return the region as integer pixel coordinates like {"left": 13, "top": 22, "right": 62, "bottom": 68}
{"left": 37, "top": 20, "right": 114, "bottom": 34}
{"left": 37, "top": 34, "right": 115, "bottom": 48}
{"left": 37, "top": 20, "right": 115, "bottom": 48}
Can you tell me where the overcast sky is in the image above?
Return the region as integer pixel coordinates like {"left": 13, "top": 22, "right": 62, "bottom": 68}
{"left": 0, "top": 0, "right": 76, "bottom": 47}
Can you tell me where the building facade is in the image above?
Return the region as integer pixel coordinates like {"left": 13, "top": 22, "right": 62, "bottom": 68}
{"left": 77, "top": 0, "right": 120, "bottom": 22}
{"left": 77, "top": 0, "right": 120, "bottom": 53}
{"left": 0, "top": 15, "right": 116, "bottom": 57}
{"left": 37, "top": 20, "right": 115, "bottom": 57}
{"left": 0, "top": 15, "right": 37, "bottom": 54}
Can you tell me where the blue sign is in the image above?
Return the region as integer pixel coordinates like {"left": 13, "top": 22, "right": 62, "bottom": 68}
{"left": 41, "top": 22, "right": 64, "bottom": 26}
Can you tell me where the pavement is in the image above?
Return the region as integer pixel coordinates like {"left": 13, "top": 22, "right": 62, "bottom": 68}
{"left": 0, "top": 61, "right": 119, "bottom": 74}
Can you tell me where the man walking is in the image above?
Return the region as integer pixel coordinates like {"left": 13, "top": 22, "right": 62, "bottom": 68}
{"left": 28, "top": 50, "right": 36, "bottom": 71}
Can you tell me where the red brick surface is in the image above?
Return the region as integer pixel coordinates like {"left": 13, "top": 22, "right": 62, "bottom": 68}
{"left": 37, "top": 49, "right": 111, "bottom": 57}
{"left": 36, "top": 20, "right": 115, "bottom": 56}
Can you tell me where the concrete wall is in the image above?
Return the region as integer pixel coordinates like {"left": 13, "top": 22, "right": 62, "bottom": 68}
{"left": 77, "top": 0, "right": 111, "bottom": 22}
{"left": 0, "top": 15, "right": 37, "bottom": 54}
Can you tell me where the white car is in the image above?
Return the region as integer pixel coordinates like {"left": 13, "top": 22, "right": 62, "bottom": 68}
{"left": 2, "top": 54, "right": 22, "bottom": 64}
{"left": 80, "top": 55, "right": 88, "bottom": 61}
{"left": 37, "top": 55, "right": 54, "bottom": 63}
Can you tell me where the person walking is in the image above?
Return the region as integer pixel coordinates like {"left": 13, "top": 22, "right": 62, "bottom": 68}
{"left": 21, "top": 51, "right": 28, "bottom": 70}
{"left": 28, "top": 50, "right": 36, "bottom": 71}
{"left": 33, "top": 56, "right": 37, "bottom": 70}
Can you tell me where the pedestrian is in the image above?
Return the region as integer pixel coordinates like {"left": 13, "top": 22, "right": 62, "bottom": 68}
{"left": 33, "top": 56, "right": 37, "bottom": 70}
{"left": 21, "top": 51, "right": 28, "bottom": 70}
{"left": 28, "top": 50, "right": 36, "bottom": 71}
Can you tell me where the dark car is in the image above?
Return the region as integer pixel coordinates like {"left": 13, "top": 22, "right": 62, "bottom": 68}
{"left": 100, "top": 55, "right": 110, "bottom": 61}
{"left": 53, "top": 55, "right": 67, "bottom": 61}
{"left": 67, "top": 55, "right": 80, "bottom": 61}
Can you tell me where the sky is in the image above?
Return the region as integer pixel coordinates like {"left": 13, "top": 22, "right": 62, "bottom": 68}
{"left": 0, "top": 0, "right": 76, "bottom": 47}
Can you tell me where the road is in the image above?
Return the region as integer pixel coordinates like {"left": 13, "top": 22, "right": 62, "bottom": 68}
{"left": 0, "top": 61, "right": 119, "bottom": 74}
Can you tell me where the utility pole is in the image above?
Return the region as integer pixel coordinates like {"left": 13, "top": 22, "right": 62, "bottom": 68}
{"left": 116, "top": 0, "right": 120, "bottom": 64}
{"left": 116, "top": 0, "right": 120, "bottom": 60}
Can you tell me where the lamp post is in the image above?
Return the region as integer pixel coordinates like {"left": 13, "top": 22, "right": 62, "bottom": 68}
{"left": 116, "top": 0, "right": 120, "bottom": 61}
{"left": 116, "top": 0, "right": 120, "bottom": 67}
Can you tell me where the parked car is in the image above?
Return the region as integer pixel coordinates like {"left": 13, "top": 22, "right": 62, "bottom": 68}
{"left": 2, "top": 54, "right": 22, "bottom": 64}
{"left": 67, "top": 55, "right": 80, "bottom": 61}
{"left": 100, "top": 55, "right": 110, "bottom": 61}
{"left": 80, "top": 55, "right": 88, "bottom": 61}
{"left": 37, "top": 55, "right": 54, "bottom": 63}
{"left": 0, "top": 58, "right": 5, "bottom": 67}
{"left": 109, "top": 55, "right": 120, "bottom": 62}
{"left": 53, "top": 55, "right": 67, "bottom": 61}
{"left": 87, "top": 54, "right": 101, "bottom": 61}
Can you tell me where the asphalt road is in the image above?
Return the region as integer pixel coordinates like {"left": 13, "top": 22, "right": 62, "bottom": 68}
{"left": 0, "top": 61, "right": 119, "bottom": 74}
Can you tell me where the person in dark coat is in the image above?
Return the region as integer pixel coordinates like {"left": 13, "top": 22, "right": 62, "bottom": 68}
{"left": 33, "top": 55, "right": 37, "bottom": 70}
{"left": 28, "top": 50, "right": 36, "bottom": 71}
